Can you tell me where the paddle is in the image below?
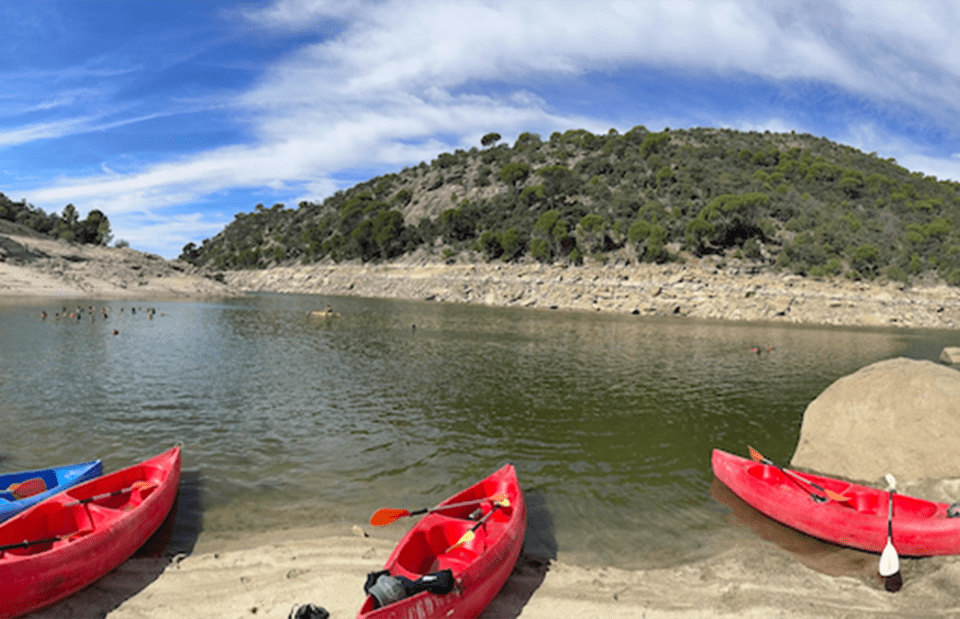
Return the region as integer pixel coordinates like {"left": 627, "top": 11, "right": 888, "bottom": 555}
{"left": 63, "top": 481, "right": 156, "bottom": 507}
{"left": 0, "top": 478, "right": 47, "bottom": 500}
{"left": 370, "top": 493, "right": 508, "bottom": 527}
{"left": 748, "top": 446, "right": 850, "bottom": 503}
{"left": 445, "top": 498, "right": 510, "bottom": 552}
{"left": 0, "top": 529, "right": 92, "bottom": 553}
{"left": 879, "top": 474, "right": 902, "bottom": 592}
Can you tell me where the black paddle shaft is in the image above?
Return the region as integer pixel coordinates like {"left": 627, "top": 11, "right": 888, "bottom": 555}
{"left": 0, "top": 536, "right": 63, "bottom": 552}
{"left": 888, "top": 489, "right": 895, "bottom": 538}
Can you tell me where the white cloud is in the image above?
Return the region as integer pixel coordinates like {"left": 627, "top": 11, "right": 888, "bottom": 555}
{"left": 110, "top": 211, "right": 232, "bottom": 257}
{"left": 9, "top": 0, "right": 960, "bottom": 259}
{"left": 842, "top": 120, "right": 959, "bottom": 182}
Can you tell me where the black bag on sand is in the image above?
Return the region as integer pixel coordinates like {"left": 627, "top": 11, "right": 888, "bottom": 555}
{"left": 288, "top": 602, "right": 329, "bottom": 619}
{"left": 364, "top": 568, "right": 455, "bottom": 608}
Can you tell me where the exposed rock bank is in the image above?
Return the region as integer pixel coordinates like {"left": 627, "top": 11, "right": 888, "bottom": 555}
{"left": 792, "top": 358, "right": 960, "bottom": 490}
{"left": 0, "top": 233, "right": 242, "bottom": 299}
{"left": 224, "top": 257, "right": 960, "bottom": 329}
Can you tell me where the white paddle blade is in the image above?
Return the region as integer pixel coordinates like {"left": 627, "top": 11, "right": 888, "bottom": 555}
{"left": 879, "top": 540, "right": 900, "bottom": 577}
{"left": 885, "top": 474, "right": 896, "bottom": 491}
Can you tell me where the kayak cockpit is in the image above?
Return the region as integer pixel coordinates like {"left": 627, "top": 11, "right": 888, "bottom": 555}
{"left": 0, "top": 501, "right": 93, "bottom": 557}
{"left": 396, "top": 517, "right": 480, "bottom": 575}
{"left": 394, "top": 493, "right": 515, "bottom": 578}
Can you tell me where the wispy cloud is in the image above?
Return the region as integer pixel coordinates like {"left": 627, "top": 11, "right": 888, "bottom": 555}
{"left": 109, "top": 211, "right": 233, "bottom": 257}
{"left": 3, "top": 0, "right": 960, "bottom": 259}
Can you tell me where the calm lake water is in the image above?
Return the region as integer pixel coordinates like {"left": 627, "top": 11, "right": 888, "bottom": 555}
{"left": 0, "top": 293, "right": 955, "bottom": 569}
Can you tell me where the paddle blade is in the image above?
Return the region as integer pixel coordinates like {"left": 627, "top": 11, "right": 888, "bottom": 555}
{"left": 446, "top": 530, "right": 476, "bottom": 552}
{"left": 824, "top": 488, "right": 851, "bottom": 503}
{"left": 879, "top": 540, "right": 900, "bottom": 577}
{"left": 370, "top": 508, "right": 410, "bottom": 527}
{"left": 9, "top": 478, "right": 47, "bottom": 499}
{"left": 748, "top": 446, "right": 764, "bottom": 463}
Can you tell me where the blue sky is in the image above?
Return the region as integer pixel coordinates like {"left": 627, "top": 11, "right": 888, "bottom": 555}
{"left": 2, "top": 0, "right": 959, "bottom": 259}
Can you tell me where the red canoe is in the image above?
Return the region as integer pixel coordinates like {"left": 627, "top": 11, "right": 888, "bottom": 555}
{"left": 0, "top": 446, "right": 181, "bottom": 618}
{"left": 712, "top": 448, "right": 960, "bottom": 556}
{"left": 359, "top": 464, "right": 526, "bottom": 619}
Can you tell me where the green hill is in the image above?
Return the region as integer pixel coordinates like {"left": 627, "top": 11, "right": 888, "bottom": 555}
{"left": 180, "top": 126, "right": 960, "bottom": 286}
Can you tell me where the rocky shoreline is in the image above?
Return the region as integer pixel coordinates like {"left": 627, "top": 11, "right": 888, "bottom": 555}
{"left": 4, "top": 230, "right": 960, "bottom": 330}
{"left": 224, "top": 256, "right": 960, "bottom": 330}
{"left": 0, "top": 233, "right": 242, "bottom": 299}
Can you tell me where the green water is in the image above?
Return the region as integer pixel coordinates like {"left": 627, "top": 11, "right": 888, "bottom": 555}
{"left": 0, "top": 293, "right": 952, "bottom": 568}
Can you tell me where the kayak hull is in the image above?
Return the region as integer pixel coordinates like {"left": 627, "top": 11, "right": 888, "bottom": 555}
{"left": 712, "top": 448, "right": 960, "bottom": 556}
{"left": 358, "top": 464, "right": 526, "bottom": 619}
{"left": 0, "top": 460, "right": 102, "bottom": 523}
{"left": 0, "top": 446, "right": 181, "bottom": 618}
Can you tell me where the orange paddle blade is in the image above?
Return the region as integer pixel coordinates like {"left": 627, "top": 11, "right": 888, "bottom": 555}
{"left": 748, "top": 446, "right": 763, "bottom": 462}
{"left": 821, "top": 487, "right": 851, "bottom": 503}
{"left": 8, "top": 478, "right": 47, "bottom": 499}
{"left": 370, "top": 508, "right": 411, "bottom": 527}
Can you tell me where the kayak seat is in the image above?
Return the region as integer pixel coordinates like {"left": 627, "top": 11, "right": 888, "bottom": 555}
{"left": 846, "top": 490, "right": 881, "bottom": 514}
{"left": 395, "top": 519, "right": 479, "bottom": 576}
{"left": 896, "top": 494, "right": 938, "bottom": 519}
{"left": 0, "top": 502, "right": 91, "bottom": 556}
{"left": 747, "top": 464, "right": 785, "bottom": 484}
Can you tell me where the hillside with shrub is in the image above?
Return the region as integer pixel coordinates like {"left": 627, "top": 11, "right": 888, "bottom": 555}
{"left": 180, "top": 126, "right": 960, "bottom": 286}
{"left": 0, "top": 195, "right": 114, "bottom": 247}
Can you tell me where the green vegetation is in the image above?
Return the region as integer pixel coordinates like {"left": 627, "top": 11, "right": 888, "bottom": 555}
{"left": 0, "top": 195, "right": 113, "bottom": 246}
{"left": 179, "top": 126, "right": 960, "bottom": 286}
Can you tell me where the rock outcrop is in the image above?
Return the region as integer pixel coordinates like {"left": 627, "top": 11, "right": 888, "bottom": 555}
{"left": 791, "top": 358, "right": 960, "bottom": 484}
{"left": 0, "top": 233, "right": 241, "bottom": 299}
{"left": 941, "top": 347, "right": 960, "bottom": 364}
{"left": 224, "top": 257, "right": 960, "bottom": 330}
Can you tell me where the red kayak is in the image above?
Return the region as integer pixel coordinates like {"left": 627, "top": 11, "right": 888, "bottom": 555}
{"left": 712, "top": 448, "right": 960, "bottom": 556}
{"left": 359, "top": 464, "right": 526, "bottom": 619}
{"left": 0, "top": 446, "right": 181, "bottom": 618}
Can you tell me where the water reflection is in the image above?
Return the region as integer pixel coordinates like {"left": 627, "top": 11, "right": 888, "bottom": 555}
{"left": 711, "top": 477, "right": 879, "bottom": 579}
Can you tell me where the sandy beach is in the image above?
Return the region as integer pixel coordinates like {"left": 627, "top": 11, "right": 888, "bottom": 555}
{"left": 7, "top": 231, "right": 960, "bottom": 617}
{"left": 22, "top": 523, "right": 960, "bottom": 619}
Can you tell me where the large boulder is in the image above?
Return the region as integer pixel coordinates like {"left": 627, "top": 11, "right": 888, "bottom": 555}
{"left": 791, "top": 358, "right": 960, "bottom": 484}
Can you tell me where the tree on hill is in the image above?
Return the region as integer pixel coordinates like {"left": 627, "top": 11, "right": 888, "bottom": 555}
{"left": 0, "top": 196, "right": 110, "bottom": 246}
{"left": 178, "top": 126, "right": 960, "bottom": 288}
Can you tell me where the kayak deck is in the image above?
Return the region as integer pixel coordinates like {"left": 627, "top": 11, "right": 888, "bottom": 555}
{"left": 0, "top": 446, "right": 181, "bottom": 618}
{"left": 0, "top": 460, "right": 102, "bottom": 523}
{"left": 359, "top": 464, "right": 525, "bottom": 619}
{"left": 712, "top": 448, "right": 960, "bottom": 556}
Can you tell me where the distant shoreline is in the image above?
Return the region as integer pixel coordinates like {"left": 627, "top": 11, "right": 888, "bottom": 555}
{"left": 4, "top": 230, "right": 960, "bottom": 331}
{"left": 224, "top": 257, "right": 960, "bottom": 330}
